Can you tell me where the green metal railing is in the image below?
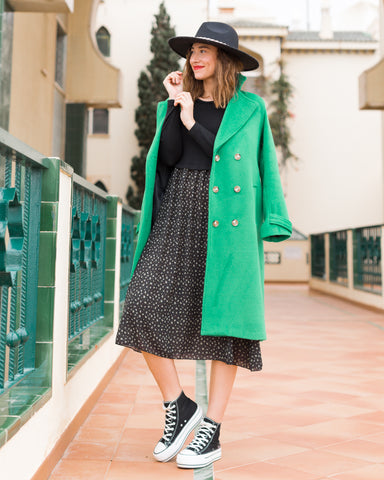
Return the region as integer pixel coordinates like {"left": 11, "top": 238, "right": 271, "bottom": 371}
{"left": 0, "top": 129, "right": 47, "bottom": 394}
{"left": 119, "top": 205, "right": 136, "bottom": 315}
{"left": 329, "top": 230, "right": 348, "bottom": 286}
{"left": 353, "top": 225, "right": 382, "bottom": 294}
{"left": 311, "top": 233, "right": 325, "bottom": 279}
{"left": 0, "top": 128, "right": 140, "bottom": 444}
{"left": 67, "top": 174, "right": 108, "bottom": 372}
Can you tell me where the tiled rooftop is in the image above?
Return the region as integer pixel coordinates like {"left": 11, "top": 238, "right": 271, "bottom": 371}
{"left": 231, "top": 19, "right": 287, "bottom": 29}
{"left": 230, "top": 19, "right": 376, "bottom": 43}
{"left": 286, "top": 31, "right": 376, "bottom": 43}
{"left": 49, "top": 284, "right": 384, "bottom": 479}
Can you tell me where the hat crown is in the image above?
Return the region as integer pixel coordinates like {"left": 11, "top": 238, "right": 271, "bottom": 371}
{"left": 194, "top": 22, "right": 239, "bottom": 49}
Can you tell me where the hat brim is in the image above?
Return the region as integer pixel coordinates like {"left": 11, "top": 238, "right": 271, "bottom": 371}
{"left": 168, "top": 36, "right": 259, "bottom": 72}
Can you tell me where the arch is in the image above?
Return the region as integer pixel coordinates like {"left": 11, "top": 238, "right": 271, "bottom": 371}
{"left": 94, "top": 180, "right": 108, "bottom": 192}
{"left": 96, "top": 26, "right": 111, "bottom": 57}
{"left": 238, "top": 47, "right": 266, "bottom": 96}
{"left": 239, "top": 44, "right": 264, "bottom": 73}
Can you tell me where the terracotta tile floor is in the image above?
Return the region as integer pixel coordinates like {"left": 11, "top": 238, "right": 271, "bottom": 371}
{"left": 49, "top": 285, "right": 384, "bottom": 480}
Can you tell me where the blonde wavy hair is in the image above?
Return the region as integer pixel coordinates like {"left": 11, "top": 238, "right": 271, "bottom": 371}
{"left": 183, "top": 47, "right": 243, "bottom": 108}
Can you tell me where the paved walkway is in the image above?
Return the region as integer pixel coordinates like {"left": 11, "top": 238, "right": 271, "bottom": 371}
{"left": 49, "top": 285, "right": 384, "bottom": 480}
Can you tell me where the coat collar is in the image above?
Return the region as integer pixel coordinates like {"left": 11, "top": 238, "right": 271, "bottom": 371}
{"left": 213, "top": 74, "right": 259, "bottom": 151}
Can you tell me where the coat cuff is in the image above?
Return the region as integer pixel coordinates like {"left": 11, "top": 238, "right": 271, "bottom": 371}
{"left": 261, "top": 213, "right": 292, "bottom": 242}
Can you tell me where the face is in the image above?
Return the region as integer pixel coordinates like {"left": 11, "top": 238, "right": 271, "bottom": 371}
{"left": 189, "top": 43, "right": 218, "bottom": 81}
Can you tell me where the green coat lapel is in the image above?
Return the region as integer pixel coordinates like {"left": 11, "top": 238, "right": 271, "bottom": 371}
{"left": 214, "top": 90, "right": 258, "bottom": 151}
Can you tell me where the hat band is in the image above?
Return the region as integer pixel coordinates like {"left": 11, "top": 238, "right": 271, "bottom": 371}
{"left": 194, "top": 36, "right": 232, "bottom": 48}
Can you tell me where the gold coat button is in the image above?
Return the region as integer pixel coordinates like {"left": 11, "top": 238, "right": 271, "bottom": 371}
{"left": 213, "top": 186, "right": 219, "bottom": 193}
{"left": 234, "top": 153, "right": 241, "bottom": 160}
{"left": 234, "top": 185, "right": 241, "bottom": 193}
{"left": 232, "top": 219, "right": 239, "bottom": 227}
{"left": 213, "top": 220, "right": 219, "bottom": 227}
{"left": 215, "top": 155, "right": 220, "bottom": 162}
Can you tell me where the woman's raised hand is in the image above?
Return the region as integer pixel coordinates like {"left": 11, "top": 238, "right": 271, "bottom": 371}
{"left": 163, "top": 71, "right": 183, "bottom": 99}
{"left": 174, "top": 92, "right": 195, "bottom": 131}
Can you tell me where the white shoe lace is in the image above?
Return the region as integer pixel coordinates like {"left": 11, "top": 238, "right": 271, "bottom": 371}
{"left": 187, "top": 421, "right": 216, "bottom": 452}
{"left": 161, "top": 402, "right": 177, "bottom": 443}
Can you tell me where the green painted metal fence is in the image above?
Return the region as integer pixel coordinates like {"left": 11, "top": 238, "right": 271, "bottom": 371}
{"left": 329, "top": 230, "right": 348, "bottom": 286}
{"left": 67, "top": 174, "right": 108, "bottom": 373}
{"left": 0, "top": 127, "right": 140, "bottom": 446}
{"left": 310, "top": 233, "right": 325, "bottom": 279}
{"left": 0, "top": 129, "right": 46, "bottom": 395}
{"left": 311, "top": 225, "right": 383, "bottom": 297}
{"left": 353, "top": 225, "right": 382, "bottom": 294}
{"left": 119, "top": 204, "right": 137, "bottom": 316}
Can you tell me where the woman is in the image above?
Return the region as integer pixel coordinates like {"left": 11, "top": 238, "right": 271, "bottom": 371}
{"left": 116, "top": 22, "right": 292, "bottom": 469}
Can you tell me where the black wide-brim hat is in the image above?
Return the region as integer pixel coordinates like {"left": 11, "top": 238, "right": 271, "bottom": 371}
{"left": 168, "top": 21, "right": 259, "bottom": 72}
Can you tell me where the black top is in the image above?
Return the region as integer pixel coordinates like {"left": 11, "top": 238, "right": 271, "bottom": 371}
{"left": 158, "top": 99, "right": 226, "bottom": 170}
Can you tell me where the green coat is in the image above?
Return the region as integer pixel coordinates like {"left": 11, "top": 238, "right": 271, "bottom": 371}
{"left": 131, "top": 75, "right": 292, "bottom": 341}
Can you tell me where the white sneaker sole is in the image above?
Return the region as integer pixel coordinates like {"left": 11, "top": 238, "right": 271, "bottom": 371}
{"left": 153, "top": 405, "right": 203, "bottom": 462}
{"left": 176, "top": 446, "right": 222, "bottom": 469}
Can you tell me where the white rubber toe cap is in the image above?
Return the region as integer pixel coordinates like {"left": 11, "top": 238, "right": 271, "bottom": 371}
{"left": 153, "top": 441, "right": 166, "bottom": 455}
{"left": 178, "top": 448, "right": 196, "bottom": 457}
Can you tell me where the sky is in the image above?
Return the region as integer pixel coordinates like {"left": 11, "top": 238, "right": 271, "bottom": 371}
{"left": 271, "top": 0, "right": 378, "bottom": 29}
{"left": 210, "top": 0, "right": 379, "bottom": 30}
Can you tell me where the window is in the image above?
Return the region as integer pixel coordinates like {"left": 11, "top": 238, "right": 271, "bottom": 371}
{"left": 55, "top": 22, "right": 67, "bottom": 88}
{"left": 93, "top": 109, "right": 109, "bottom": 134}
{"left": 96, "top": 26, "right": 111, "bottom": 57}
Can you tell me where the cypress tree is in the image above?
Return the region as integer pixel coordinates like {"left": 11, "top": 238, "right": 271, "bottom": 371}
{"left": 268, "top": 60, "right": 298, "bottom": 170}
{"left": 126, "top": 1, "right": 180, "bottom": 208}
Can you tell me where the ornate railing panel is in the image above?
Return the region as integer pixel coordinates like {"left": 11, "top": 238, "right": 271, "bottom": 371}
{"left": 310, "top": 233, "right": 325, "bottom": 279}
{"left": 67, "top": 174, "right": 107, "bottom": 373}
{"left": 353, "top": 226, "right": 382, "bottom": 294}
{"left": 329, "top": 230, "right": 348, "bottom": 286}
{"left": 0, "top": 129, "right": 46, "bottom": 395}
{"left": 119, "top": 205, "right": 136, "bottom": 315}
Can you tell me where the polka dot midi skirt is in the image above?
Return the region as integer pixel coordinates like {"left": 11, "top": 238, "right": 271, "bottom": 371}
{"left": 116, "top": 167, "right": 262, "bottom": 372}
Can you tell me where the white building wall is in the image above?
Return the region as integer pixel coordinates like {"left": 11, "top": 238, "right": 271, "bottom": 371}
{"left": 240, "top": 37, "right": 282, "bottom": 77}
{"left": 283, "top": 50, "right": 383, "bottom": 235}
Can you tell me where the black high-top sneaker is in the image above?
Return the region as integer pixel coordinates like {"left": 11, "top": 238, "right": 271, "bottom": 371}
{"left": 176, "top": 416, "right": 221, "bottom": 469}
{"left": 153, "top": 391, "right": 203, "bottom": 462}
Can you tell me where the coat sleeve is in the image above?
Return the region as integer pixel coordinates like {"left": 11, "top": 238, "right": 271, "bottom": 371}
{"left": 258, "top": 101, "right": 292, "bottom": 242}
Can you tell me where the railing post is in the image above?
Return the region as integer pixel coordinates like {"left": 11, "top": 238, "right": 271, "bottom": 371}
{"left": 381, "top": 225, "right": 384, "bottom": 299}
{"left": 36, "top": 157, "right": 62, "bottom": 385}
{"left": 347, "top": 229, "right": 354, "bottom": 291}
{"left": 105, "top": 195, "right": 122, "bottom": 331}
{"left": 324, "top": 233, "right": 330, "bottom": 283}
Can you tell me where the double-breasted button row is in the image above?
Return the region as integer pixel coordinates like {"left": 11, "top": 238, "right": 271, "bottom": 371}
{"left": 214, "top": 153, "right": 241, "bottom": 161}
{"left": 212, "top": 153, "right": 241, "bottom": 228}
{"left": 212, "top": 185, "right": 241, "bottom": 193}
{"left": 213, "top": 219, "right": 239, "bottom": 227}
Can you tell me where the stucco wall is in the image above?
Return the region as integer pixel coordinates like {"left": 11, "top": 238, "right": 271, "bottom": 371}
{"left": 9, "top": 12, "right": 58, "bottom": 155}
{"left": 283, "top": 50, "right": 383, "bottom": 235}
